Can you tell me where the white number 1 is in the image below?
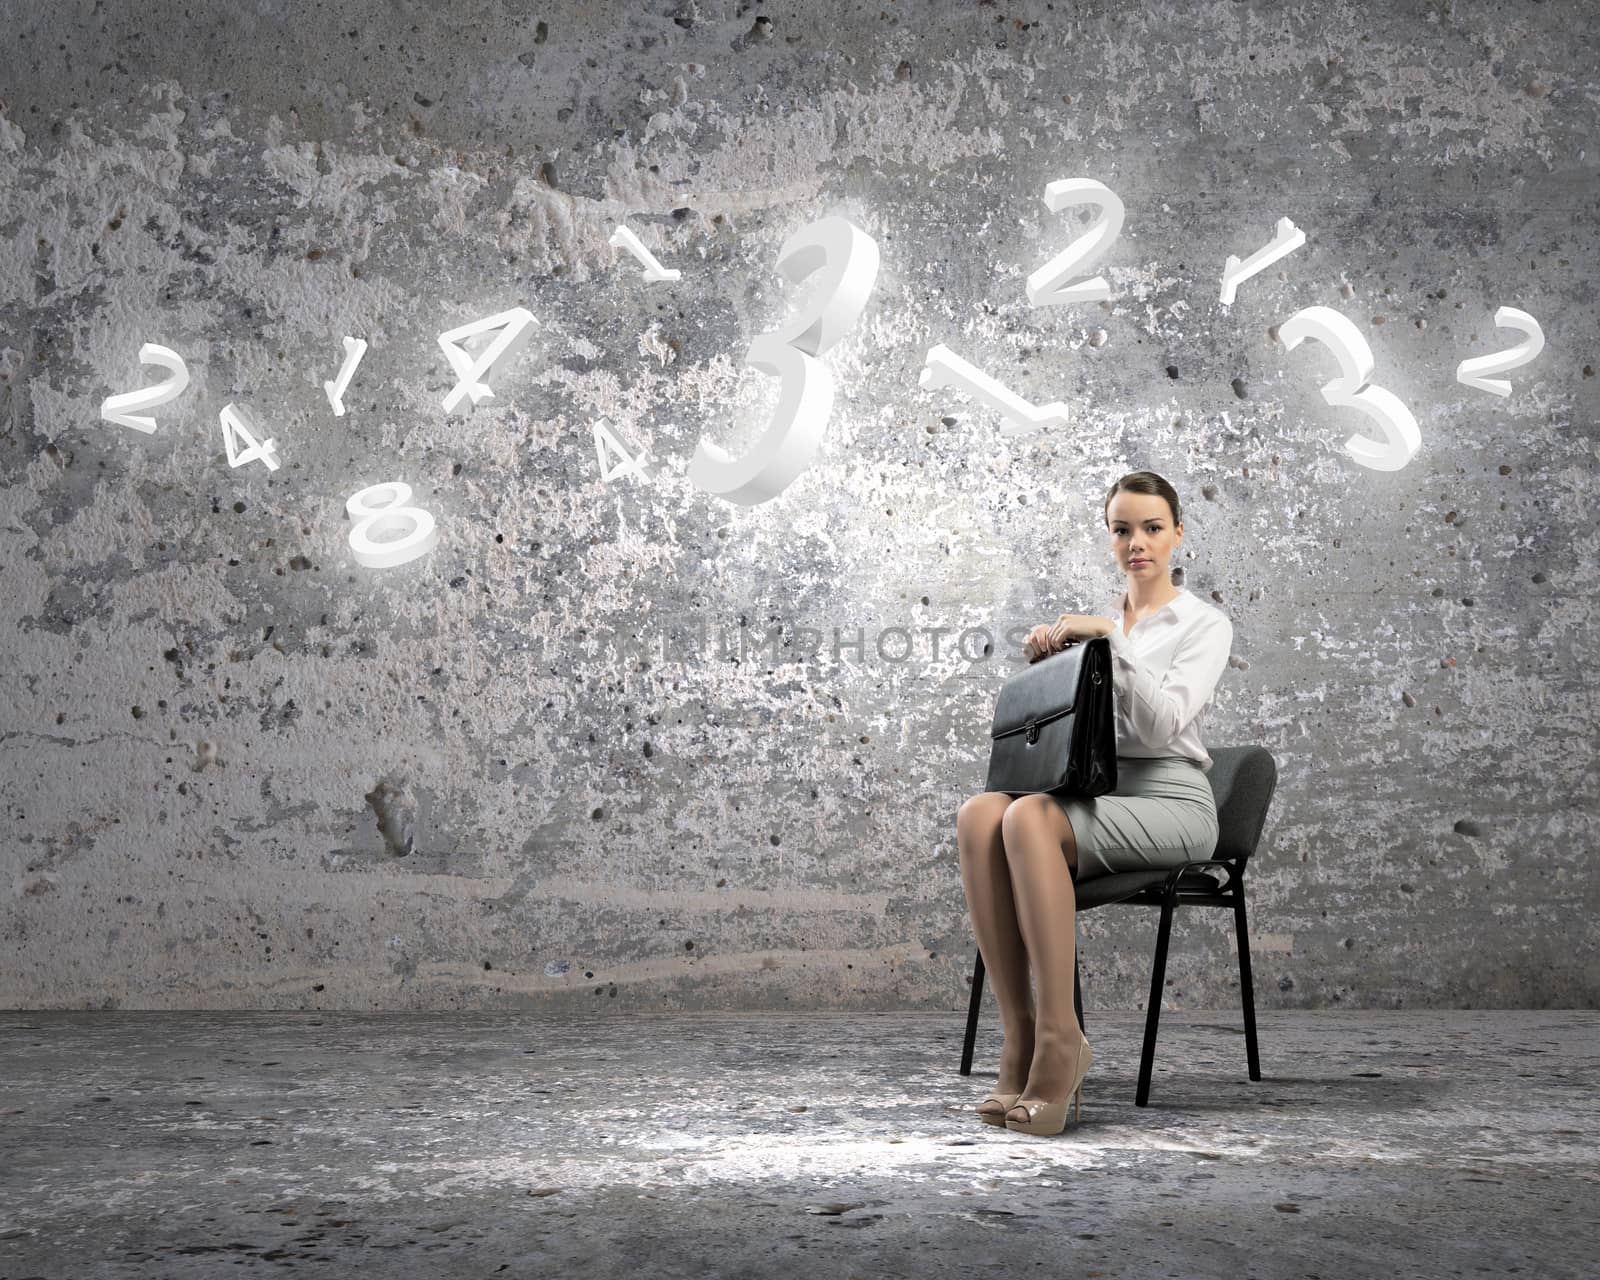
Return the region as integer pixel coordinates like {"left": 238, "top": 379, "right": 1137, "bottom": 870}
{"left": 1220, "top": 216, "right": 1306, "bottom": 306}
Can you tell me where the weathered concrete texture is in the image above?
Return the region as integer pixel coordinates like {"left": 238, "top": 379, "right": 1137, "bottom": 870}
{"left": 2, "top": 1010, "right": 1597, "bottom": 1278}
{"left": 1, "top": 1, "right": 1598, "bottom": 1010}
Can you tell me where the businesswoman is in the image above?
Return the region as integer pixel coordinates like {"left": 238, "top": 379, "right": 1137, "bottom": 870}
{"left": 956, "top": 470, "right": 1234, "bottom": 1136}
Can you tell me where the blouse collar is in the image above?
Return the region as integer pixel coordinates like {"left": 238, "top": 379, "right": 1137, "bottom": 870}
{"left": 1108, "top": 584, "right": 1189, "bottom": 621}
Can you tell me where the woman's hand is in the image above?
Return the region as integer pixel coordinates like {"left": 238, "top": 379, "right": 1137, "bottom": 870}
{"left": 1047, "top": 613, "right": 1114, "bottom": 650}
{"left": 1023, "top": 623, "right": 1057, "bottom": 663}
{"left": 1025, "top": 614, "right": 1113, "bottom": 662}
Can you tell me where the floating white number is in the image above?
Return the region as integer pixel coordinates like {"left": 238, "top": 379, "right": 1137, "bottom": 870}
{"left": 918, "top": 344, "right": 1070, "bottom": 436}
{"left": 687, "top": 213, "right": 879, "bottom": 506}
{"left": 609, "top": 224, "right": 681, "bottom": 283}
{"left": 217, "top": 403, "right": 281, "bottom": 471}
{"left": 437, "top": 306, "right": 537, "bottom": 415}
{"left": 323, "top": 336, "right": 368, "bottom": 416}
{"left": 345, "top": 481, "right": 438, "bottom": 569}
{"left": 593, "top": 419, "right": 656, "bottom": 484}
{"left": 1455, "top": 305, "right": 1544, "bottom": 397}
{"left": 1025, "top": 178, "right": 1125, "bottom": 307}
{"left": 1277, "top": 305, "right": 1420, "bottom": 472}
{"left": 100, "top": 343, "right": 190, "bottom": 434}
{"left": 1219, "top": 216, "right": 1307, "bottom": 305}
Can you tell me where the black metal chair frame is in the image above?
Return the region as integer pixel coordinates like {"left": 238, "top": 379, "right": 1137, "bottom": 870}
{"left": 958, "top": 746, "right": 1275, "bottom": 1107}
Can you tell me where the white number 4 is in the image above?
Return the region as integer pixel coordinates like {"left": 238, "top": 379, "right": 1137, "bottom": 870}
{"left": 218, "top": 403, "right": 281, "bottom": 471}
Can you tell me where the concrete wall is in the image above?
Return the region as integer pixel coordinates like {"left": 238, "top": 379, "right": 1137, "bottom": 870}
{"left": 1, "top": 0, "right": 1595, "bottom": 1010}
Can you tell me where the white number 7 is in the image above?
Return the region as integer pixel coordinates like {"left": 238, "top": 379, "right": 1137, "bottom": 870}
{"left": 437, "top": 307, "right": 537, "bottom": 415}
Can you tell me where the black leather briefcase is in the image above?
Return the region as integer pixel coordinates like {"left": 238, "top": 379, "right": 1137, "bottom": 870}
{"left": 984, "top": 636, "right": 1118, "bottom": 798}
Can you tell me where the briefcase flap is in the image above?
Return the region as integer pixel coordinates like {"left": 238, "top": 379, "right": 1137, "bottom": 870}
{"left": 989, "top": 640, "right": 1098, "bottom": 742}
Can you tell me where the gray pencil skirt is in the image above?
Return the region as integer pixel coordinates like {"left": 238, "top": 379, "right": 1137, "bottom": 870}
{"left": 1027, "top": 755, "right": 1220, "bottom": 881}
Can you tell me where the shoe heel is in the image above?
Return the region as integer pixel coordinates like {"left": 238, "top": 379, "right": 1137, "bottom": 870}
{"left": 1074, "top": 1032, "right": 1093, "bottom": 1124}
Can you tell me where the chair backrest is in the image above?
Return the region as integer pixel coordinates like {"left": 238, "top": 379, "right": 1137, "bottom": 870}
{"left": 1205, "top": 745, "right": 1278, "bottom": 863}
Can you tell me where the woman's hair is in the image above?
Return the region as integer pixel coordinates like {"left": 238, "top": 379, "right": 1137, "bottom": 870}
{"left": 1102, "top": 470, "right": 1182, "bottom": 531}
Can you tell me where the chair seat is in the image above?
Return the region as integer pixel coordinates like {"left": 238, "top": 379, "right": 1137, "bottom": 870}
{"left": 1073, "top": 864, "right": 1227, "bottom": 909}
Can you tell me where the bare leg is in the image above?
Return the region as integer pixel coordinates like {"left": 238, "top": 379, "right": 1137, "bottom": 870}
{"left": 999, "top": 794, "right": 1084, "bottom": 1123}
{"left": 956, "top": 792, "right": 1036, "bottom": 1117}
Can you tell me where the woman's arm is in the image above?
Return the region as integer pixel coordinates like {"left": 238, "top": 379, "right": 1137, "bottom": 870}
{"left": 1103, "top": 615, "right": 1233, "bottom": 748}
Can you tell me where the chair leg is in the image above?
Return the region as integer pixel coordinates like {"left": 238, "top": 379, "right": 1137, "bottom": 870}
{"left": 1233, "top": 881, "right": 1262, "bottom": 1081}
{"left": 1137, "top": 892, "right": 1177, "bottom": 1107}
{"left": 960, "top": 950, "right": 986, "bottom": 1076}
{"left": 1074, "top": 949, "right": 1084, "bottom": 1039}
{"left": 966, "top": 948, "right": 1084, "bottom": 1078}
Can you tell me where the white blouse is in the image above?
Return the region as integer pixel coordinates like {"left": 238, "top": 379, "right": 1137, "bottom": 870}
{"left": 1101, "top": 585, "right": 1233, "bottom": 773}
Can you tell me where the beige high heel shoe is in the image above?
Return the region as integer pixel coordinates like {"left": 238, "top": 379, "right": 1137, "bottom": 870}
{"left": 975, "top": 1090, "right": 1022, "bottom": 1126}
{"left": 1004, "top": 1029, "right": 1093, "bottom": 1136}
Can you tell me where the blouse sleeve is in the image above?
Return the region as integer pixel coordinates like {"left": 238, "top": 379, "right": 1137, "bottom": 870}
{"left": 1103, "top": 613, "right": 1233, "bottom": 750}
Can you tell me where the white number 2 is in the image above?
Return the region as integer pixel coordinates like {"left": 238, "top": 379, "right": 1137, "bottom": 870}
{"left": 686, "top": 213, "right": 879, "bottom": 506}
{"left": 1455, "top": 305, "right": 1544, "bottom": 397}
{"left": 345, "top": 481, "right": 438, "bottom": 569}
{"left": 1277, "top": 305, "right": 1420, "bottom": 473}
{"left": 1025, "top": 178, "right": 1124, "bottom": 307}
{"left": 100, "top": 343, "right": 190, "bottom": 434}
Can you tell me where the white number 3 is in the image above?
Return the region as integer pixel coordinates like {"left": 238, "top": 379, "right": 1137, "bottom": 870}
{"left": 686, "top": 213, "right": 879, "bottom": 506}
{"left": 1277, "top": 305, "right": 1421, "bottom": 473}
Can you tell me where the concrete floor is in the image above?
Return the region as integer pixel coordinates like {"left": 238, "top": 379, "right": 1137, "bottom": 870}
{"left": 1, "top": 1009, "right": 1595, "bottom": 1279}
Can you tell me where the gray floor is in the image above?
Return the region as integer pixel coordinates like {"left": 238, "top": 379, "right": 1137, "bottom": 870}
{"left": 1, "top": 1008, "right": 1595, "bottom": 1278}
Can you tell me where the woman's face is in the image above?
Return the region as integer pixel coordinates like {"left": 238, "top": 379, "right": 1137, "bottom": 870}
{"left": 1105, "top": 493, "right": 1182, "bottom": 579}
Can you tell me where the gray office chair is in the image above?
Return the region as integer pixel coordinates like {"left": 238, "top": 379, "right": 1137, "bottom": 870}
{"left": 959, "top": 745, "right": 1278, "bottom": 1106}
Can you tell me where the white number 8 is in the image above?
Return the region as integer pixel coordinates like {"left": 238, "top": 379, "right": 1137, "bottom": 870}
{"left": 345, "top": 481, "right": 438, "bottom": 569}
